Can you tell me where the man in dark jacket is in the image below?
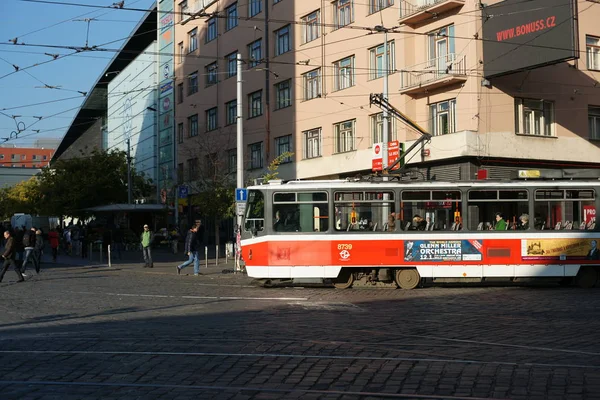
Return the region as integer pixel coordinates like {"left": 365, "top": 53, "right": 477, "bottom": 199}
{"left": 0, "top": 230, "right": 25, "bottom": 283}
{"left": 33, "top": 229, "right": 44, "bottom": 274}
{"left": 175, "top": 225, "right": 200, "bottom": 276}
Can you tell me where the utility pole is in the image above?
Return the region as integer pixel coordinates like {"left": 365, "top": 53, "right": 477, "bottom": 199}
{"left": 126, "top": 138, "right": 132, "bottom": 205}
{"left": 382, "top": 28, "right": 389, "bottom": 172}
{"left": 236, "top": 53, "right": 244, "bottom": 229}
{"left": 264, "top": 3, "right": 271, "bottom": 162}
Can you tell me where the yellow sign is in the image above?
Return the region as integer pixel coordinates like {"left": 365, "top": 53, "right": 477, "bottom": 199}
{"left": 522, "top": 238, "right": 600, "bottom": 260}
{"left": 518, "top": 170, "right": 541, "bottom": 178}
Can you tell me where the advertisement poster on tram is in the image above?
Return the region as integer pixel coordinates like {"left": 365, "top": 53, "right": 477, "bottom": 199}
{"left": 521, "top": 239, "right": 600, "bottom": 261}
{"left": 404, "top": 240, "right": 483, "bottom": 262}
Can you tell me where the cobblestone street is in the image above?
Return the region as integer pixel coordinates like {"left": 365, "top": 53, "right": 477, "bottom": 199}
{"left": 1, "top": 253, "right": 599, "bottom": 399}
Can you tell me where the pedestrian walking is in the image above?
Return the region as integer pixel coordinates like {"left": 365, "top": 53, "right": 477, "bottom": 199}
{"left": 48, "top": 228, "right": 59, "bottom": 262}
{"left": 0, "top": 230, "right": 25, "bottom": 283}
{"left": 140, "top": 224, "right": 154, "bottom": 268}
{"left": 21, "top": 227, "right": 36, "bottom": 275}
{"left": 176, "top": 225, "right": 201, "bottom": 276}
{"left": 33, "top": 229, "right": 44, "bottom": 274}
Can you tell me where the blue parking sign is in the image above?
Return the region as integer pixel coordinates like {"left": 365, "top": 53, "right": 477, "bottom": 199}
{"left": 178, "top": 185, "right": 188, "bottom": 199}
{"left": 235, "top": 188, "right": 247, "bottom": 202}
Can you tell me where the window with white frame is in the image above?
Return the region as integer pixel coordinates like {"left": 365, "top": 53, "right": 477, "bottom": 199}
{"left": 178, "top": 42, "right": 184, "bottom": 64}
{"left": 248, "top": 39, "right": 262, "bottom": 68}
{"left": 188, "top": 71, "right": 198, "bottom": 95}
{"left": 333, "top": 56, "right": 354, "bottom": 91}
{"left": 275, "top": 135, "right": 292, "bottom": 163}
{"left": 228, "top": 149, "right": 237, "bottom": 173}
{"left": 302, "top": 10, "right": 320, "bottom": 44}
{"left": 369, "top": 41, "right": 395, "bottom": 80}
{"left": 226, "top": 100, "right": 237, "bottom": 125}
{"left": 205, "top": 62, "right": 218, "bottom": 85}
{"left": 275, "top": 25, "right": 290, "bottom": 56}
{"left": 303, "top": 68, "right": 321, "bottom": 100}
{"left": 249, "top": 142, "right": 263, "bottom": 169}
{"left": 206, "top": 17, "right": 217, "bottom": 42}
{"left": 226, "top": 51, "right": 237, "bottom": 78}
{"left": 188, "top": 114, "right": 199, "bottom": 137}
{"left": 178, "top": 122, "right": 184, "bottom": 143}
{"left": 587, "top": 36, "right": 600, "bottom": 70}
{"left": 369, "top": 0, "right": 393, "bottom": 14}
{"left": 179, "top": 0, "right": 188, "bottom": 22}
{"left": 334, "top": 0, "right": 353, "bottom": 28}
{"left": 206, "top": 107, "right": 218, "bottom": 131}
{"left": 275, "top": 79, "right": 291, "bottom": 109}
{"left": 334, "top": 119, "right": 355, "bottom": 153}
{"left": 248, "top": 90, "right": 263, "bottom": 118}
{"left": 370, "top": 112, "right": 395, "bottom": 144}
{"left": 589, "top": 106, "right": 600, "bottom": 140}
{"left": 514, "top": 98, "right": 554, "bottom": 136}
{"left": 427, "top": 25, "right": 455, "bottom": 68}
{"left": 188, "top": 28, "right": 198, "bottom": 52}
{"left": 249, "top": 0, "right": 262, "bottom": 17}
{"left": 303, "top": 128, "right": 321, "bottom": 159}
{"left": 226, "top": 3, "right": 238, "bottom": 31}
{"left": 430, "top": 99, "right": 456, "bottom": 136}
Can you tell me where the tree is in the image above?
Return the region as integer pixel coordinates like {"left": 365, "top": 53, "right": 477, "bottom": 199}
{"left": 0, "top": 177, "right": 42, "bottom": 219}
{"left": 36, "top": 149, "right": 152, "bottom": 219}
{"left": 261, "top": 152, "right": 294, "bottom": 184}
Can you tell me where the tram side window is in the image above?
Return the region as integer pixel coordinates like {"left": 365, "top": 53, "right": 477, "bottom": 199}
{"left": 272, "top": 192, "right": 329, "bottom": 232}
{"left": 467, "top": 190, "right": 528, "bottom": 231}
{"left": 400, "top": 190, "right": 461, "bottom": 231}
{"left": 334, "top": 191, "right": 395, "bottom": 232}
{"left": 245, "top": 189, "right": 265, "bottom": 232}
{"left": 534, "top": 189, "right": 595, "bottom": 230}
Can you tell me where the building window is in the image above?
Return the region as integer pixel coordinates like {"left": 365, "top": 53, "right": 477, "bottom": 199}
{"left": 178, "top": 42, "right": 184, "bottom": 64}
{"left": 188, "top": 158, "right": 199, "bottom": 181}
{"left": 275, "top": 79, "right": 291, "bottom": 109}
{"left": 179, "top": 0, "right": 188, "bottom": 21}
{"left": 226, "top": 2, "right": 238, "bottom": 31}
{"left": 177, "top": 83, "right": 184, "bottom": 104}
{"left": 334, "top": 119, "right": 355, "bottom": 153}
{"left": 0, "top": 155, "right": 3, "bottom": 160}
{"left": 178, "top": 123, "right": 184, "bottom": 143}
{"left": 587, "top": 35, "right": 600, "bottom": 70}
{"left": 369, "top": 40, "right": 395, "bottom": 80}
{"left": 228, "top": 149, "right": 237, "bottom": 173}
{"left": 177, "top": 163, "right": 184, "bottom": 185}
{"left": 370, "top": 112, "right": 395, "bottom": 144}
{"left": 514, "top": 98, "right": 554, "bottom": 137}
{"left": 226, "top": 100, "right": 237, "bottom": 125}
{"left": 333, "top": 56, "right": 354, "bottom": 91}
{"left": 430, "top": 99, "right": 456, "bottom": 136}
{"left": 303, "top": 68, "right": 321, "bottom": 101}
{"left": 249, "top": 0, "right": 262, "bottom": 17}
{"left": 206, "top": 107, "right": 218, "bottom": 131}
{"left": 32, "top": 155, "right": 38, "bottom": 160}
{"left": 369, "top": 0, "right": 393, "bottom": 14}
{"left": 188, "top": 71, "right": 198, "bottom": 95}
{"left": 586, "top": 106, "right": 600, "bottom": 141}
{"left": 302, "top": 10, "right": 320, "bottom": 44}
{"left": 427, "top": 25, "right": 455, "bottom": 69}
{"left": 275, "top": 135, "right": 292, "bottom": 163}
{"left": 11, "top": 154, "right": 18, "bottom": 160}
{"left": 226, "top": 51, "right": 237, "bottom": 78}
{"left": 188, "top": 114, "right": 199, "bottom": 137}
{"left": 188, "top": 28, "right": 198, "bottom": 53}
{"left": 248, "top": 39, "right": 262, "bottom": 68}
{"left": 333, "top": 0, "right": 353, "bottom": 28}
{"left": 206, "top": 17, "right": 217, "bottom": 43}
{"left": 303, "top": 128, "right": 321, "bottom": 159}
{"left": 205, "top": 62, "right": 218, "bottom": 85}
{"left": 275, "top": 25, "right": 290, "bottom": 56}
{"left": 248, "top": 90, "right": 263, "bottom": 118}
{"left": 43, "top": 155, "right": 47, "bottom": 160}
{"left": 249, "top": 142, "right": 263, "bottom": 169}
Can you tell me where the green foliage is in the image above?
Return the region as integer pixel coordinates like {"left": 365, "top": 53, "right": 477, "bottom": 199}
{"left": 262, "top": 152, "right": 294, "bottom": 183}
{"left": 0, "top": 177, "right": 42, "bottom": 219}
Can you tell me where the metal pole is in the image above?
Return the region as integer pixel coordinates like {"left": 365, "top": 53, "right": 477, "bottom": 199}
{"left": 216, "top": 244, "right": 219, "bottom": 265}
{"left": 108, "top": 244, "right": 112, "bottom": 268}
{"left": 127, "top": 138, "right": 132, "bottom": 204}
{"left": 205, "top": 246, "right": 208, "bottom": 269}
{"left": 264, "top": 2, "right": 271, "bottom": 162}
{"left": 236, "top": 53, "right": 244, "bottom": 229}
{"left": 382, "top": 29, "right": 389, "bottom": 172}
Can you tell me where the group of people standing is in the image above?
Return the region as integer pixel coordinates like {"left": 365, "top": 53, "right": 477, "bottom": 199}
{"left": 0, "top": 227, "right": 44, "bottom": 283}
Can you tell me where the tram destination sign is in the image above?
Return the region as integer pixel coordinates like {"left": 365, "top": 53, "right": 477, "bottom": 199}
{"left": 481, "top": 0, "right": 577, "bottom": 78}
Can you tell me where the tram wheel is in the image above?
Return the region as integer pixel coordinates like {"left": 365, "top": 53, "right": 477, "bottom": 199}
{"left": 575, "top": 267, "right": 598, "bottom": 289}
{"left": 333, "top": 269, "right": 354, "bottom": 289}
{"left": 395, "top": 268, "right": 420, "bottom": 290}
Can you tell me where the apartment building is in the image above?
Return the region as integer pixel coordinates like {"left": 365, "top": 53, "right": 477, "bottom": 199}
{"left": 0, "top": 146, "right": 54, "bottom": 168}
{"left": 174, "top": 0, "right": 600, "bottom": 184}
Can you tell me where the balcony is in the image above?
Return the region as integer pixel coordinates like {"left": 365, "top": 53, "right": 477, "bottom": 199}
{"left": 400, "top": 53, "right": 468, "bottom": 95}
{"left": 399, "top": 0, "right": 465, "bottom": 26}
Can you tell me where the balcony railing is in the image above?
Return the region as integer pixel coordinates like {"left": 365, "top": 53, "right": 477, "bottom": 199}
{"left": 400, "top": 53, "right": 467, "bottom": 94}
{"left": 399, "top": 0, "right": 465, "bottom": 25}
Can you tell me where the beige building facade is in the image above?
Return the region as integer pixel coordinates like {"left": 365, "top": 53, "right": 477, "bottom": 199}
{"left": 173, "top": 0, "right": 600, "bottom": 186}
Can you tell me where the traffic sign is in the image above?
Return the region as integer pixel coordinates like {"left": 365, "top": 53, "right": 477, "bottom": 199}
{"left": 235, "top": 188, "right": 248, "bottom": 202}
{"left": 372, "top": 140, "right": 401, "bottom": 171}
{"left": 236, "top": 202, "right": 247, "bottom": 216}
{"left": 178, "top": 185, "right": 188, "bottom": 199}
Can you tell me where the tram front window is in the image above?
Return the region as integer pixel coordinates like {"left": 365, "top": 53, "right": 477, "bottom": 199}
{"left": 245, "top": 189, "right": 265, "bottom": 232}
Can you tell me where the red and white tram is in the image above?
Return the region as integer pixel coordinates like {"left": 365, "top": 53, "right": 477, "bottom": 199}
{"left": 240, "top": 176, "right": 600, "bottom": 289}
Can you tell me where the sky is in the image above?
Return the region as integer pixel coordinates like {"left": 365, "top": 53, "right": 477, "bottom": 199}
{"left": 0, "top": 0, "right": 157, "bottom": 148}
